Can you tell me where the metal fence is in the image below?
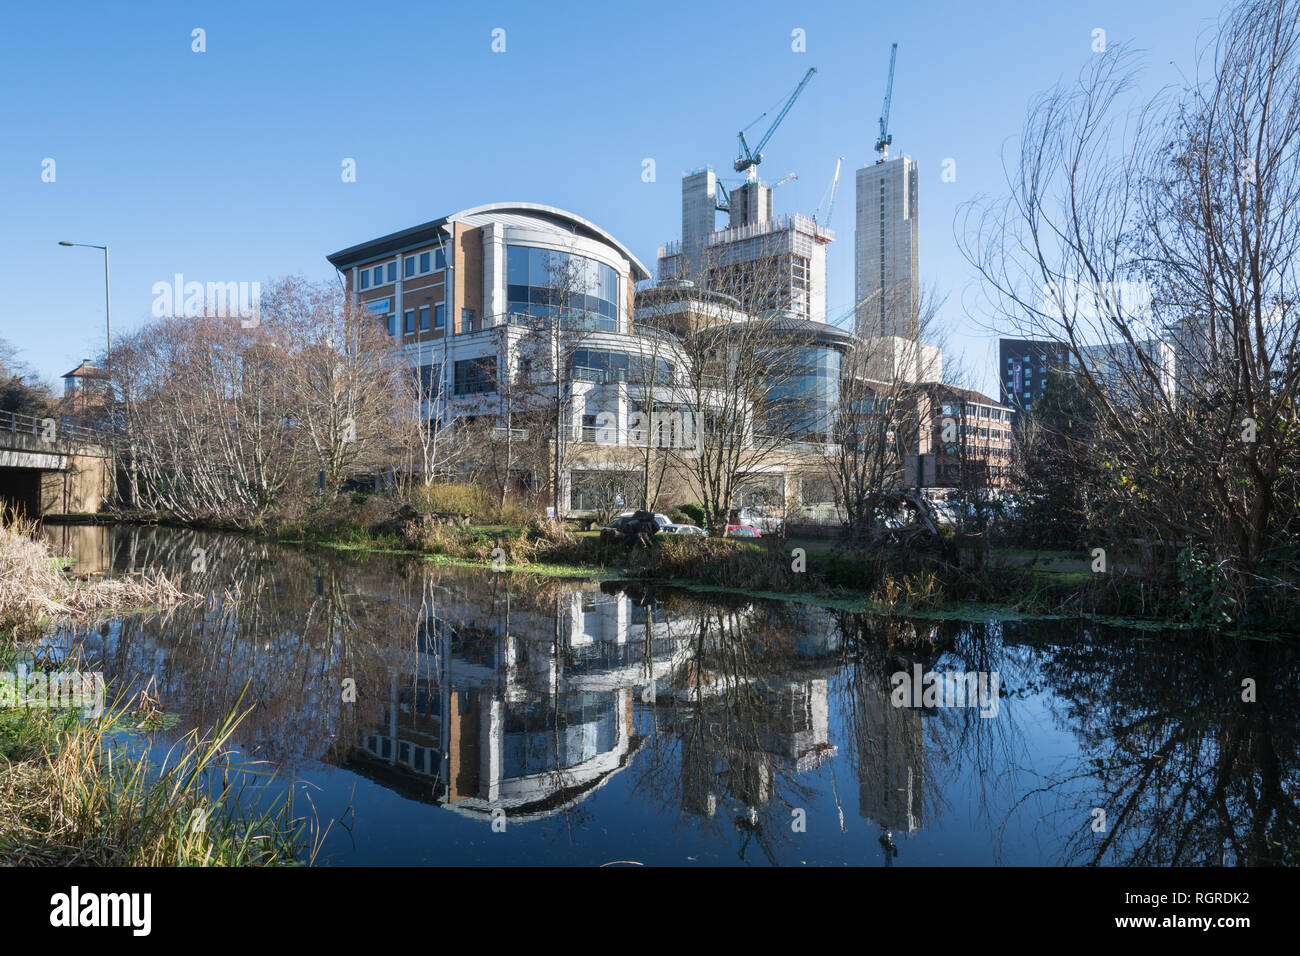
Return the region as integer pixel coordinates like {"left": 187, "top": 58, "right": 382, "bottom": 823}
{"left": 0, "top": 410, "right": 106, "bottom": 448}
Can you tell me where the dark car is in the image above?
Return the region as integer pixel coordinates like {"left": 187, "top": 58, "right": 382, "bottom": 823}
{"left": 599, "top": 510, "right": 660, "bottom": 545}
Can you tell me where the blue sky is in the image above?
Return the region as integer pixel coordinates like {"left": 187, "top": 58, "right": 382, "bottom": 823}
{"left": 0, "top": 0, "right": 1229, "bottom": 392}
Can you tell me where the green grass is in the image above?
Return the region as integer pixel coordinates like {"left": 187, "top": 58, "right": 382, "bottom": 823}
{"left": 0, "top": 682, "right": 314, "bottom": 866}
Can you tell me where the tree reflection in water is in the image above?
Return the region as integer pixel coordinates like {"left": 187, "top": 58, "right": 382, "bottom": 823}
{"left": 41, "top": 525, "right": 1299, "bottom": 866}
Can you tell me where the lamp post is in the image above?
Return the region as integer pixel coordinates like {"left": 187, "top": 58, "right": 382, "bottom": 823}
{"left": 58, "top": 241, "right": 111, "bottom": 362}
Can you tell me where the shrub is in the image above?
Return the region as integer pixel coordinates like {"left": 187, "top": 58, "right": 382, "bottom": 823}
{"left": 408, "top": 482, "right": 487, "bottom": 516}
{"left": 676, "top": 502, "right": 706, "bottom": 527}
{"left": 481, "top": 498, "right": 536, "bottom": 528}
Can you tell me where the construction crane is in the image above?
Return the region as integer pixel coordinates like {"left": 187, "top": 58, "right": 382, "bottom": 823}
{"left": 821, "top": 158, "right": 843, "bottom": 321}
{"left": 874, "top": 43, "right": 898, "bottom": 162}
{"left": 824, "top": 156, "right": 844, "bottom": 225}
{"left": 734, "top": 67, "right": 817, "bottom": 182}
{"left": 716, "top": 172, "right": 796, "bottom": 213}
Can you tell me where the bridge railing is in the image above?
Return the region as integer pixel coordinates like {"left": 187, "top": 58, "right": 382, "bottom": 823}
{"left": 0, "top": 409, "right": 108, "bottom": 450}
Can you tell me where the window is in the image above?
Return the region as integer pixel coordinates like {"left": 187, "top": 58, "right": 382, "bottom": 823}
{"left": 358, "top": 271, "right": 370, "bottom": 291}
{"left": 404, "top": 257, "right": 415, "bottom": 278}
{"left": 434, "top": 304, "right": 445, "bottom": 330}
{"left": 435, "top": 248, "right": 446, "bottom": 269}
{"left": 419, "top": 252, "right": 430, "bottom": 272}
{"left": 387, "top": 314, "right": 396, "bottom": 336}
{"left": 373, "top": 266, "right": 383, "bottom": 286}
{"left": 462, "top": 308, "right": 476, "bottom": 331}
{"left": 387, "top": 262, "right": 397, "bottom": 283}
{"left": 454, "top": 357, "right": 496, "bottom": 395}
{"left": 419, "top": 306, "right": 430, "bottom": 331}
{"left": 416, "top": 364, "right": 441, "bottom": 397}
{"left": 404, "top": 309, "right": 415, "bottom": 334}
{"left": 505, "top": 245, "right": 619, "bottom": 331}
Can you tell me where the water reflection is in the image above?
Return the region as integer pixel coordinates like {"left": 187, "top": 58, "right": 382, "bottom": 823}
{"left": 39, "top": 525, "right": 1300, "bottom": 866}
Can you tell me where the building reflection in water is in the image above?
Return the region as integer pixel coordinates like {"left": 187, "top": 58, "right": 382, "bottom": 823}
{"left": 350, "top": 585, "right": 849, "bottom": 828}
{"left": 49, "top": 525, "right": 1300, "bottom": 865}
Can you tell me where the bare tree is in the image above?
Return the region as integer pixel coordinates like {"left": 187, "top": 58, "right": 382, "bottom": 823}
{"left": 823, "top": 285, "right": 946, "bottom": 544}
{"left": 959, "top": 0, "right": 1300, "bottom": 617}
{"left": 644, "top": 240, "right": 823, "bottom": 535}
{"left": 107, "top": 277, "right": 411, "bottom": 524}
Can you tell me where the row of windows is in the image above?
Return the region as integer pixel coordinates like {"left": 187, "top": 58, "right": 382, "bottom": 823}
{"left": 357, "top": 249, "right": 447, "bottom": 291}
{"left": 389, "top": 304, "right": 445, "bottom": 335}
{"left": 569, "top": 348, "right": 674, "bottom": 385}
{"left": 365, "top": 735, "right": 440, "bottom": 774}
{"left": 940, "top": 403, "right": 1012, "bottom": 422}
{"left": 506, "top": 245, "right": 620, "bottom": 332}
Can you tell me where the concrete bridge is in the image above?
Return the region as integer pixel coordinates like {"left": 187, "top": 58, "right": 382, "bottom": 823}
{"left": 0, "top": 411, "right": 112, "bottom": 517}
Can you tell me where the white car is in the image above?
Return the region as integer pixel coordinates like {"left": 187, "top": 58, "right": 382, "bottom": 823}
{"left": 663, "top": 523, "right": 707, "bottom": 535}
{"left": 737, "top": 508, "right": 783, "bottom": 533}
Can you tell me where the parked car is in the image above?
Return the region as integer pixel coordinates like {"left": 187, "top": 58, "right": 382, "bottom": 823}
{"left": 725, "top": 525, "right": 762, "bottom": 538}
{"left": 616, "top": 511, "right": 673, "bottom": 530}
{"left": 929, "top": 502, "right": 960, "bottom": 528}
{"left": 737, "top": 507, "right": 783, "bottom": 533}
{"left": 600, "top": 511, "right": 660, "bottom": 544}
{"left": 663, "top": 523, "right": 707, "bottom": 536}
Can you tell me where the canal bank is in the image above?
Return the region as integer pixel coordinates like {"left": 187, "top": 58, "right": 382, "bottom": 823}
{"left": 0, "top": 515, "right": 306, "bottom": 865}
{"left": 9, "top": 523, "right": 1294, "bottom": 867}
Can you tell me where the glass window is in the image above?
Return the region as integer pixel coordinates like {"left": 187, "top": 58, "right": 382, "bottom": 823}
{"left": 404, "top": 257, "right": 415, "bottom": 278}
{"left": 454, "top": 357, "right": 496, "bottom": 395}
{"left": 373, "top": 266, "right": 383, "bottom": 286}
{"left": 417, "top": 364, "right": 440, "bottom": 396}
{"left": 530, "top": 247, "right": 552, "bottom": 286}
{"left": 387, "top": 314, "right": 396, "bottom": 336}
{"left": 505, "top": 245, "right": 618, "bottom": 332}
{"left": 419, "top": 306, "right": 430, "bottom": 331}
{"left": 434, "top": 304, "right": 445, "bottom": 329}
{"left": 420, "top": 252, "right": 430, "bottom": 272}
{"left": 404, "top": 309, "right": 415, "bottom": 334}
{"left": 387, "top": 262, "right": 396, "bottom": 283}
{"left": 508, "top": 245, "right": 529, "bottom": 285}
{"left": 435, "top": 249, "right": 446, "bottom": 269}
{"left": 358, "top": 271, "right": 369, "bottom": 291}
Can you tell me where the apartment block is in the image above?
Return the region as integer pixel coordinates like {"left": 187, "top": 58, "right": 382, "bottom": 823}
{"left": 906, "top": 384, "right": 1014, "bottom": 491}
{"left": 660, "top": 168, "right": 833, "bottom": 324}
{"left": 997, "top": 338, "right": 1073, "bottom": 420}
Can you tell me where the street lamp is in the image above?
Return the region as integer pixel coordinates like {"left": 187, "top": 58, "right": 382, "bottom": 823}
{"left": 58, "top": 241, "right": 111, "bottom": 362}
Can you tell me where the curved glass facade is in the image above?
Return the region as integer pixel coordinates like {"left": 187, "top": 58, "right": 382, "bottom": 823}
{"left": 764, "top": 344, "right": 842, "bottom": 441}
{"left": 568, "top": 347, "right": 674, "bottom": 385}
{"left": 507, "top": 245, "right": 621, "bottom": 332}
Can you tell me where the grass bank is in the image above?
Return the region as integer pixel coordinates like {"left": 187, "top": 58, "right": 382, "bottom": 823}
{"left": 0, "top": 678, "right": 309, "bottom": 866}
{"left": 275, "top": 512, "right": 1225, "bottom": 628}
{"left": 1, "top": 512, "right": 310, "bottom": 866}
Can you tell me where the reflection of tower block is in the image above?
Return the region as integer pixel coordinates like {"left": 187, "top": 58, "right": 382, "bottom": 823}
{"left": 680, "top": 728, "right": 718, "bottom": 817}
{"left": 767, "top": 679, "right": 833, "bottom": 766}
{"left": 733, "top": 752, "right": 772, "bottom": 807}
{"left": 857, "top": 682, "right": 925, "bottom": 833}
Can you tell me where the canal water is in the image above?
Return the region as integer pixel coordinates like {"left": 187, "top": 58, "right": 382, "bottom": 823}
{"left": 39, "top": 524, "right": 1299, "bottom": 866}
